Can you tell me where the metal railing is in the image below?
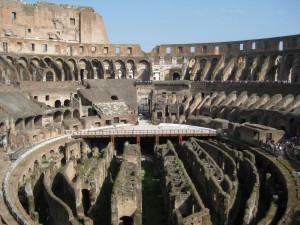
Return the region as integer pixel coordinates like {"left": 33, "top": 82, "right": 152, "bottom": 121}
{"left": 72, "top": 128, "right": 217, "bottom": 137}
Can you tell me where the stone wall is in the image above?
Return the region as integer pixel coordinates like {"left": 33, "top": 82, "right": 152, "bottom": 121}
{"left": 0, "top": 1, "right": 108, "bottom": 44}
{"left": 177, "top": 138, "right": 277, "bottom": 225}
{"left": 184, "top": 87, "right": 300, "bottom": 136}
{"left": 150, "top": 35, "right": 300, "bottom": 56}
{"left": 155, "top": 141, "right": 211, "bottom": 225}
{"left": 111, "top": 143, "right": 142, "bottom": 225}
{"left": 179, "top": 139, "right": 230, "bottom": 224}
{"left": 43, "top": 169, "right": 79, "bottom": 225}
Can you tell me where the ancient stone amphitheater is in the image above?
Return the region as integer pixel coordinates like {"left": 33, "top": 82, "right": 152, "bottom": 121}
{"left": 0, "top": 0, "right": 300, "bottom": 225}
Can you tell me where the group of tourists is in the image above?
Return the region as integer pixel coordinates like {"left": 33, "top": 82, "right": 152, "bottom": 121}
{"left": 263, "top": 136, "right": 300, "bottom": 161}
{"left": 192, "top": 80, "right": 291, "bottom": 84}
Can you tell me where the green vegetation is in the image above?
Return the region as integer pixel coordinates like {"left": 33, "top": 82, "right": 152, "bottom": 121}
{"left": 166, "top": 140, "right": 173, "bottom": 150}
{"left": 176, "top": 157, "right": 194, "bottom": 193}
{"left": 164, "top": 74, "right": 172, "bottom": 81}
{"left": 141, "top": 161, "right": 167, "bottom": 225}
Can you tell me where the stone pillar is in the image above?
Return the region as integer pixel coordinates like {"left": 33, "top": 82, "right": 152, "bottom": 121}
{"left": 30, "top": 118, "right": 35, "bottom": 130}
{"left": 32, "top": 69, "right": 36, "bottom": 81}
{"left": 155, "top": 135, "right": 159, "bottom": 145}
{"left": 70, "top": 69, "right": 75, "bottom": 81}
{"left": 179, "top": 136, "right": 183, "bottom": 145}
{"left": 111, "top": 136, "right": 115, "bottom": 145}
{"left": 20, "top": 67, "right": 23, "bottom": 81}
{"left": 61, "top": 69, "right": 65, "bottom": 81}
{"left": 93, "top": 68, "right": 98, "bottom": 79}
{"left": 84, "top": 70, "right": 88, "bottom": 80}
{"left": 78, "top": 96, "right": 83, "bottom": 119}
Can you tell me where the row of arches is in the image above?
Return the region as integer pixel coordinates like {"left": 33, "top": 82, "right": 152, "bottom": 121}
{"left": 21, "top": 145, "right": 64, "bottom": 183}
{"left": 55, "top": 99, "right": 70, "bottom": 108}
{"left": 53, "top": 109, "right": 80, "bottom": 123}
{"left": 14, "top": 108, "right": 80, "bottom": 131}
{"left": 186, "top": 53, "right": 300, "bottom": 82}
{"left": 202, "top": 104, "right": 298, "bottom": 136}
{"left": 1, "top": 55, "right": 152, "bottom": 82}
{"left": 15, "top": 115, "right": 43, "bottom": 130}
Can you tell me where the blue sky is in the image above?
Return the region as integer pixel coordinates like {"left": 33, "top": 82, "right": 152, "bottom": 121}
{"left": 25, "top": 0, "right": 300, "bottom": 52}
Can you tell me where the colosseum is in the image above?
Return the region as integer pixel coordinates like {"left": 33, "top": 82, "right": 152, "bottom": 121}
{"left": 0, "top": 0, "right": 300, "bottom": 225}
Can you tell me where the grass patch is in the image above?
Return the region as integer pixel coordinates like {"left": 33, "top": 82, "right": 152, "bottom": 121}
{"left": 142, "top": 161, "right": 167, "bottom": 225}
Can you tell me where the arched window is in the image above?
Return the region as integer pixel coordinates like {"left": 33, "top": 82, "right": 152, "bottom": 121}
{"left": 55, "top": 100, "right": 61, "bottom": 108}
{"left": 64, "top": 99, "right": 70, "bottom": 107}
{"left": 46, "top": 71, "right": 54, "bottom": 81}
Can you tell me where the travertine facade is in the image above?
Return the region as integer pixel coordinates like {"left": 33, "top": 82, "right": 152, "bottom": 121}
{"left": 0, "top": 0, "right": 108, "bottom": 44}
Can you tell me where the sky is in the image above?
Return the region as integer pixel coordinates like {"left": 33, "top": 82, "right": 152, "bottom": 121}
{"left": 25, "top": 0, "right": 300, "bottom": 52}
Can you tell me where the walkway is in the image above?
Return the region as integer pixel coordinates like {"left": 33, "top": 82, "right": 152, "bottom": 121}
{"left": 72, "top": 123, "right": 217, "bottom": 139}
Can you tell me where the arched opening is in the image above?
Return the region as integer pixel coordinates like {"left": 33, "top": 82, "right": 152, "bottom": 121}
{"left": 55, "top": 58, "right": 64, "bottom": 69}
{"left": 286, "top": 54, "right": 295, "bottom": 82}
{"left": 46, "top": 71, "right": 54, "bottom": 81}
{"left": 241, "top": 56, "right": 254, "bottom": 80}
{"left": 73, "top": 109, "right": 80, "bottom": 119}
{"left": 229, "top": 109, "right": 237, "bottom": 122}
{"left": 220, "top": 108, "right": 228, "bottom": 119}
{"left": 34, "top": 160, "right": 39, "bottom": 169}
{"left": 64, "top": 99, "right": 70, "bottom": 107}
{"left": 82, "top": 189, "right": 91, "bottom": 216}
{"left": 79, "top": 59, "right": 91, "bottom": 80}
{"left": 53, "top": 111, "right": 62, "bottom": 122}
{"left": 88, "top": 108, "right": 97, "bottom": 116}
{"left": 55, "top": 100, "right": 61, "bottom": 108}
{"left": 31, "top": 58, "right": 40, "bottom": 67}
{"left": 91, "top": 59, "right": 104, "bottom": 79}
{"left": 59, "top": 146, "right": 66, "bottom": 165}
{"left": 15, "top": 118, "right": 23, "bottom": 130}
{"left": 18, "top": 58, "right": 31, "bottom": 81}
{"left": 120, "top": 216, "right": 134, "bottom": 225}
{"left": 55, "top": 58, "right": 65, "bottom": 81}
{"left": 34, "top": 115, "right": 43, "bottom": 128}
{"left": 195, "top": 58, "right": 208, "bottom": 81}
{"left": 208, "top": 58, "right": 219, "bottom": 81}
{"left": 18, "top": 58, "right": 28, "bottom": 67}
{"left": 172, "top": 72, "right": 181, "bottom": 80}
{"left": 63, "top": 110, "right": 72, "bottom": 119}
{"left": 25, "top": 117, "right": 33, "bottom": 129}
{"left": 137, "top": 60, "right": 151, "bottom": 81}
{"left": 115, "top": 60, "right": 126, "bottom": 79}
{"left": 0, "top": 122, "right": 4, "bottom": 133}
{"left": 103, "top": 59, "right": 114, "bottom": 79}
{"left": 42, "top": 154, "right": 46, "bottom": 161}
{"left": 6, "top": 56, "right": 15, "bottom": 64}
{"left": 67, "top": 59, "right": 77, "bottom": 80}
{"left": 44, "top": 57, "right": 53, "bottom": 67}
{"left": 211, "top": 108, "right": 218, "bottom": 119}
{"left": 126, "top": 60, "right": 135, "bottom": 79}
